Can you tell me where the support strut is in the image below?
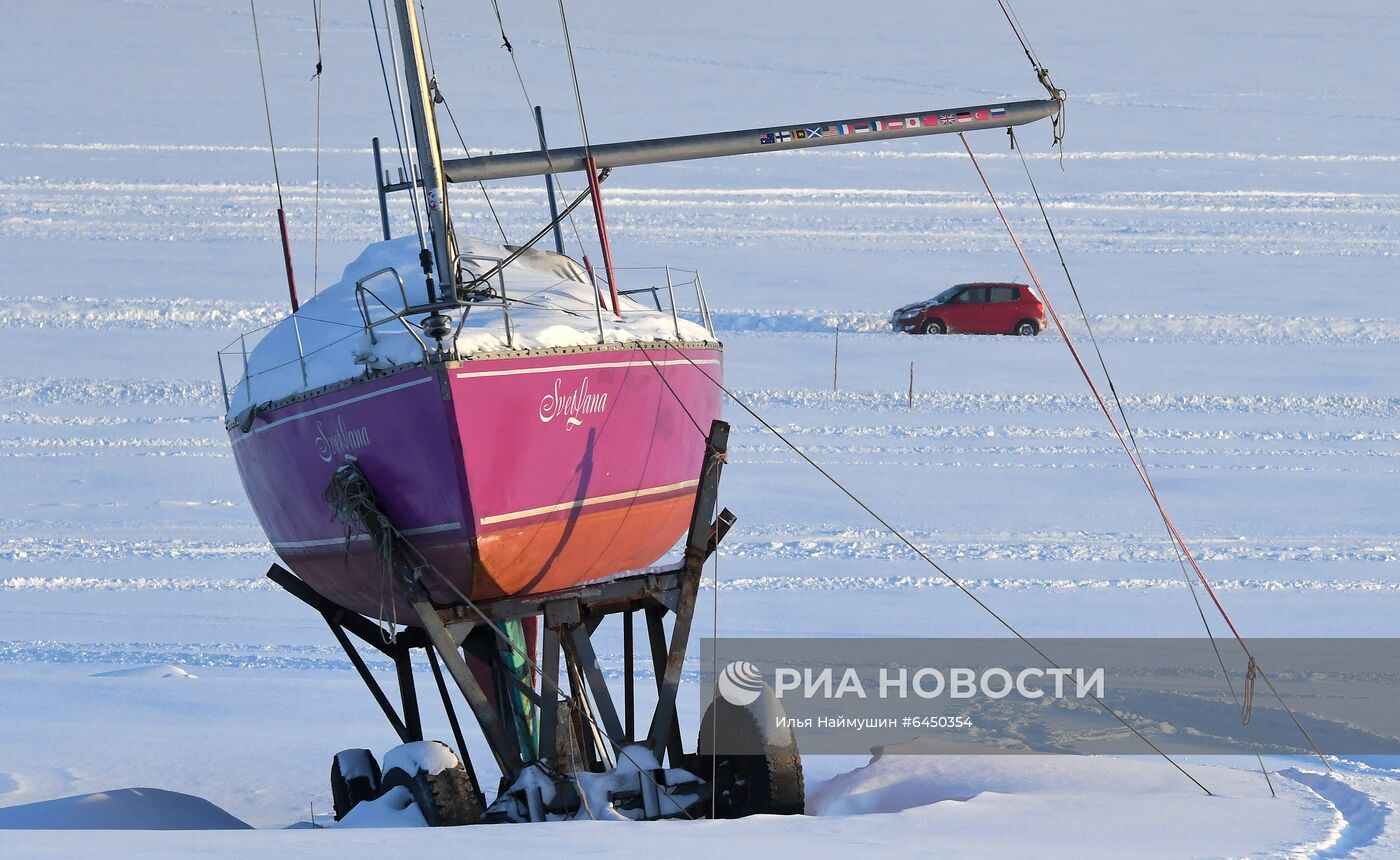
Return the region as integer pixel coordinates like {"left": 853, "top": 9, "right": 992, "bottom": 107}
{"left": 270, "top": 418, "right": 735, "bottom": 811}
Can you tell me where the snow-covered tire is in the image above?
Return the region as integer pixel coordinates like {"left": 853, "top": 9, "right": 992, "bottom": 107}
{"left": 1015, "top": 319, "right": 1039, "bottom": 336}
{"left": 380, "top": 741, "right": 483, "bottom": 827}
{"left": 330, "top": 748, "right": 382, "bottom": 821}
{"left": 697, "top": 688, "right": 805, "bottom": 818}
{"left": 921, "top": 319, "right": 946, "bottom": 335}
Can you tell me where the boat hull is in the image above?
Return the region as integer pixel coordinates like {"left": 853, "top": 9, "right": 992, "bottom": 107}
{"left": 229, "top": 343, "right": 723, "bottom": 619}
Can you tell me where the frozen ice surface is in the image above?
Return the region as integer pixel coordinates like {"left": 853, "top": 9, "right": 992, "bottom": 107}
{"left": 1, "top": 0, "right": 1398, "bottom": 855}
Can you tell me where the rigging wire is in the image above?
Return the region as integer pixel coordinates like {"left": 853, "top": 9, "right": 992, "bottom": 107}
{"left": 555, "top": 0, "right": 593, "bottom": 152}
{"left": 382, "top": 0, "right": 429, "bottom": 244}
{"left": 367, "top": 0, "right": 427, "bottom": 249}
{"left": 311, "top": 0, "right": 324, "bottom": 297}
{"left": 460, "top": 177, "right": 604, "bottom": 292}
{"left": 487, "top": 0, "right": 590, "bottom": 256}
{"left": 436, "top": 90, "right": 511, "bottom": 244}
{"left": 414, "top": 1, "right": 510, "bottom": 244}
{"left": 958, "top": 130, "right": 1329, "bottom": 771}
{"left": 1007, "top": 127, "right": 1274, "bottom": 795}
{"left": 248, "top": 0, "right": 300, "bottom": 312}
{"left": 993, "top": 0, "right": 1066, "bottom": 158}
{"left": 554, "top": 0, "right": 622, "bottom": 312}
{"left": 647, "top": 342, "right": 1212, "bottom": 797}
{"left": 248, "top": 0, "right": 285, "bottom": 210}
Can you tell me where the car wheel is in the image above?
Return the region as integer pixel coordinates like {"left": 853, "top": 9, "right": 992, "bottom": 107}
{"left": 1014, "top": 320, "right": 1039, "bottom": 336}
{"left": 921, "top": 319, "right": 946, "bottom": 335}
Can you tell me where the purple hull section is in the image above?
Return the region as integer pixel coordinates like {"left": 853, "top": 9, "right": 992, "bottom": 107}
{"left": 229, "top": 344, "right": 722, "bottom": 618}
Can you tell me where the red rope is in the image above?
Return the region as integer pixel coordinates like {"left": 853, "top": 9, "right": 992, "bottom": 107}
{"left": 957, "top": 132, "right": 1246, "bottom": 644}
{"left": 958, "top": 132, "right": 1331, "bottom": 768}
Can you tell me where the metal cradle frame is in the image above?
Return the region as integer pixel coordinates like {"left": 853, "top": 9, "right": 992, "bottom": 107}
{"left": 269, "top": 419, "right": 733, "bottom": 814}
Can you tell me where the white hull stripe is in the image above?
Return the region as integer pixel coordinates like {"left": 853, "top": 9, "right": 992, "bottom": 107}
{"left": 456, "top": 358, "right": 719, "bottom": 380}
{"left": 479, "top": 479, "right": 700, "bottom": 526}
{"left": 232, "top": 376, "right": 435, "bottom": 442}
{"left": 272, "top": 521, "right": 462, "bottom": 550}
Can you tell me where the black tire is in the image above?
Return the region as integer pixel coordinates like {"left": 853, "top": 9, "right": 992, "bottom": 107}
{"left": 330, "top": 748, "right": 382, "bottom": 821}
{"left": 921, "top": 319, "right": 946, "bottom": 335}
{"left": 1014, "top": 319, "right": 1039, "bottom": 336}
{"left": 697, "top": 689, "right": 805, "bottom": 818}
{"left": 381, "top": 742, "right": 483, "bottom": 827}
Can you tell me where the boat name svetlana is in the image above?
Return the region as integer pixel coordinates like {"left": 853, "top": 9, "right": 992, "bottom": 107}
{"left": 539, "top": 376, "right": 609, "bottom": 430}
{"left": 314, "top": 416, "right": 372, "bottom": 462}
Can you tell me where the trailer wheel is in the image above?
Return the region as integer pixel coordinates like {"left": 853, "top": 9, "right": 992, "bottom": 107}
{"left": 381, "top": 742, "right": 483, "bottom": 827}
{"left": 697, "top": 688, "right": 805, "bottom": 818}
{"left": 330, "top": 748, "right": 382, "bottom": 821}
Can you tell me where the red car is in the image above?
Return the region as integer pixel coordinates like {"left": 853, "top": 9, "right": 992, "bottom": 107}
{"left": 892, "top": 282, "right": 1046, "bottom": 336}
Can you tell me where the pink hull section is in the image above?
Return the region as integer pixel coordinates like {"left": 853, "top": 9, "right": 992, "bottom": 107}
{"left": 229, "top": 344, "right": 723, "bottom": 618}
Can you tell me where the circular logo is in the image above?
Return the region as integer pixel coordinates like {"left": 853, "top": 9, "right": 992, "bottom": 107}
{"left": 717, "top": 661, "right": 765, "bottom": 707}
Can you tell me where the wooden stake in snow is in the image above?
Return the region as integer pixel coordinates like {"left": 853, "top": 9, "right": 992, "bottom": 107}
{"left": 832, "top": 326, "right": 840, "bottom": 392}
{"left": 908, "top": 361, "right": 915, "bottom": 408}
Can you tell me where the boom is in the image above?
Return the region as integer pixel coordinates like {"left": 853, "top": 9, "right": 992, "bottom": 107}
{"left": 444, "top": 98, "right": 1058, "bottom": 183}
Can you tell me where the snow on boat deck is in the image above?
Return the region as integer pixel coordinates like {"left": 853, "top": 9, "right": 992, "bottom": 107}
{"left": 224, "top": 236, "right": 714, "bottom": 415}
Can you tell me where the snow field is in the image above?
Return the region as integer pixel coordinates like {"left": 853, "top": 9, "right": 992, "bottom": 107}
{"left": 2, "top": 0, "right": 1399, "bottom": 855}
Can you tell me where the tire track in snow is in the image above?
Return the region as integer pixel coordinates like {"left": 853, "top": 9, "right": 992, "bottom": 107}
{"left": 733, "top": 440, "right": 1400, "bottom": 460}
{"left": 0, "top": 378, "right": 221, "bottom": 407}
{"left": 4, "top": 377, "right": 1396, "bottom": 421}
{"left": 741, "top": 423, "right": 1400, "bottom": 445}
{"left": 0, "top": 295, "right": 286, "bottom": 330}
{"left": 0, "top": 434, "right": 228, "bottom": 461}
{"left": 0, "top": 639, "right": 370, "bottom": 673}
{"left": 3, "top": 178, "right": 1397, "bottom": 254}
{"left": 731, "top": 447, "right": 1398, "bottom": 475}
{"left": 3, "top": 531, "right": 1394, "bottom": 565}
{"left": 0, "top": 577, "right": 275, "bottom": 592}
{"left": 739, "top": 389, "right": 1400, "bottom": 420}
{"left": 714, "top": 575, "right": 1400, "bottom": 594}
{"left": 708, "top": 309, "right": 1400, "bottom": 346}
{"left": 0, "top": 412, "right": 217, "bottom": 428}
{"left": 4, "top": 295, "right": 1398, "bottom": 347}
{"left": 1280, "top": 769, "right": 1388, "bottom": 858}
{"left": 5, "top": 573, "right": 1400, "bottom": 595}
{"left": 0, "top": 537, "right": 270, "bottom": 563}
{"left": 0, "top": 437, "right": 222, "bottom": 450}
{"left": 0, "top": 639, "right": 650, "bottom": 679}
{"left": 716, "top": 533, "right": 1399, "bottom": 565}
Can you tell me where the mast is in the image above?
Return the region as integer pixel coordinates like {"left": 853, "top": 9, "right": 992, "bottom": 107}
{"left": 391, "top": 0, "right": 455, "bottom": 301}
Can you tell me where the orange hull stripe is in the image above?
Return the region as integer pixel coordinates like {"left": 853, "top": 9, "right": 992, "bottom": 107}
{"left": 472, "top": 493, "right": 695, "bottom": 598}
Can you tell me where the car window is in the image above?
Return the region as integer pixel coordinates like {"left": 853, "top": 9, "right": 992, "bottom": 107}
{"left": 957, "top": 287, "right": 989, "bottom": 304}
{"left": 989, "top": 286, "right": 1016, "bottom": 302}
{"left": 931, "top": 286, "right": 963, "bottom": 305}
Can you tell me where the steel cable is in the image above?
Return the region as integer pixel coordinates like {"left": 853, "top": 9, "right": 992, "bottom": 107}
{"left": 960, "top": 131, "right": 1328, "bottom": 772}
